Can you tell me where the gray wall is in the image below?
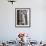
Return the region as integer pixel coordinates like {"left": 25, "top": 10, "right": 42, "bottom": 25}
{"left": 0, "top": 0, "right": 46, "bottom": 42}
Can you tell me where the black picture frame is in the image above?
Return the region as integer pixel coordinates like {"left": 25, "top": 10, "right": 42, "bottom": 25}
{"left": 15, "top": 8, "right": 31, "bottom": 28}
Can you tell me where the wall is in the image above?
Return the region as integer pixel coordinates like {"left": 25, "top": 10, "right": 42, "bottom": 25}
{"left": 0, "top": 0, "right": 46, "bottom": 42}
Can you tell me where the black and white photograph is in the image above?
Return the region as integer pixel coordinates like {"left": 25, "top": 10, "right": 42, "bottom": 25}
{"left": 15, "top": 8, "right": 31, "bottom": 27}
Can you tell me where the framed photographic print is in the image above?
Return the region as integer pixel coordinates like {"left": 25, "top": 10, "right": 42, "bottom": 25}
{"left": 15, "top": 8, "right": 31, "bottom": 27}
